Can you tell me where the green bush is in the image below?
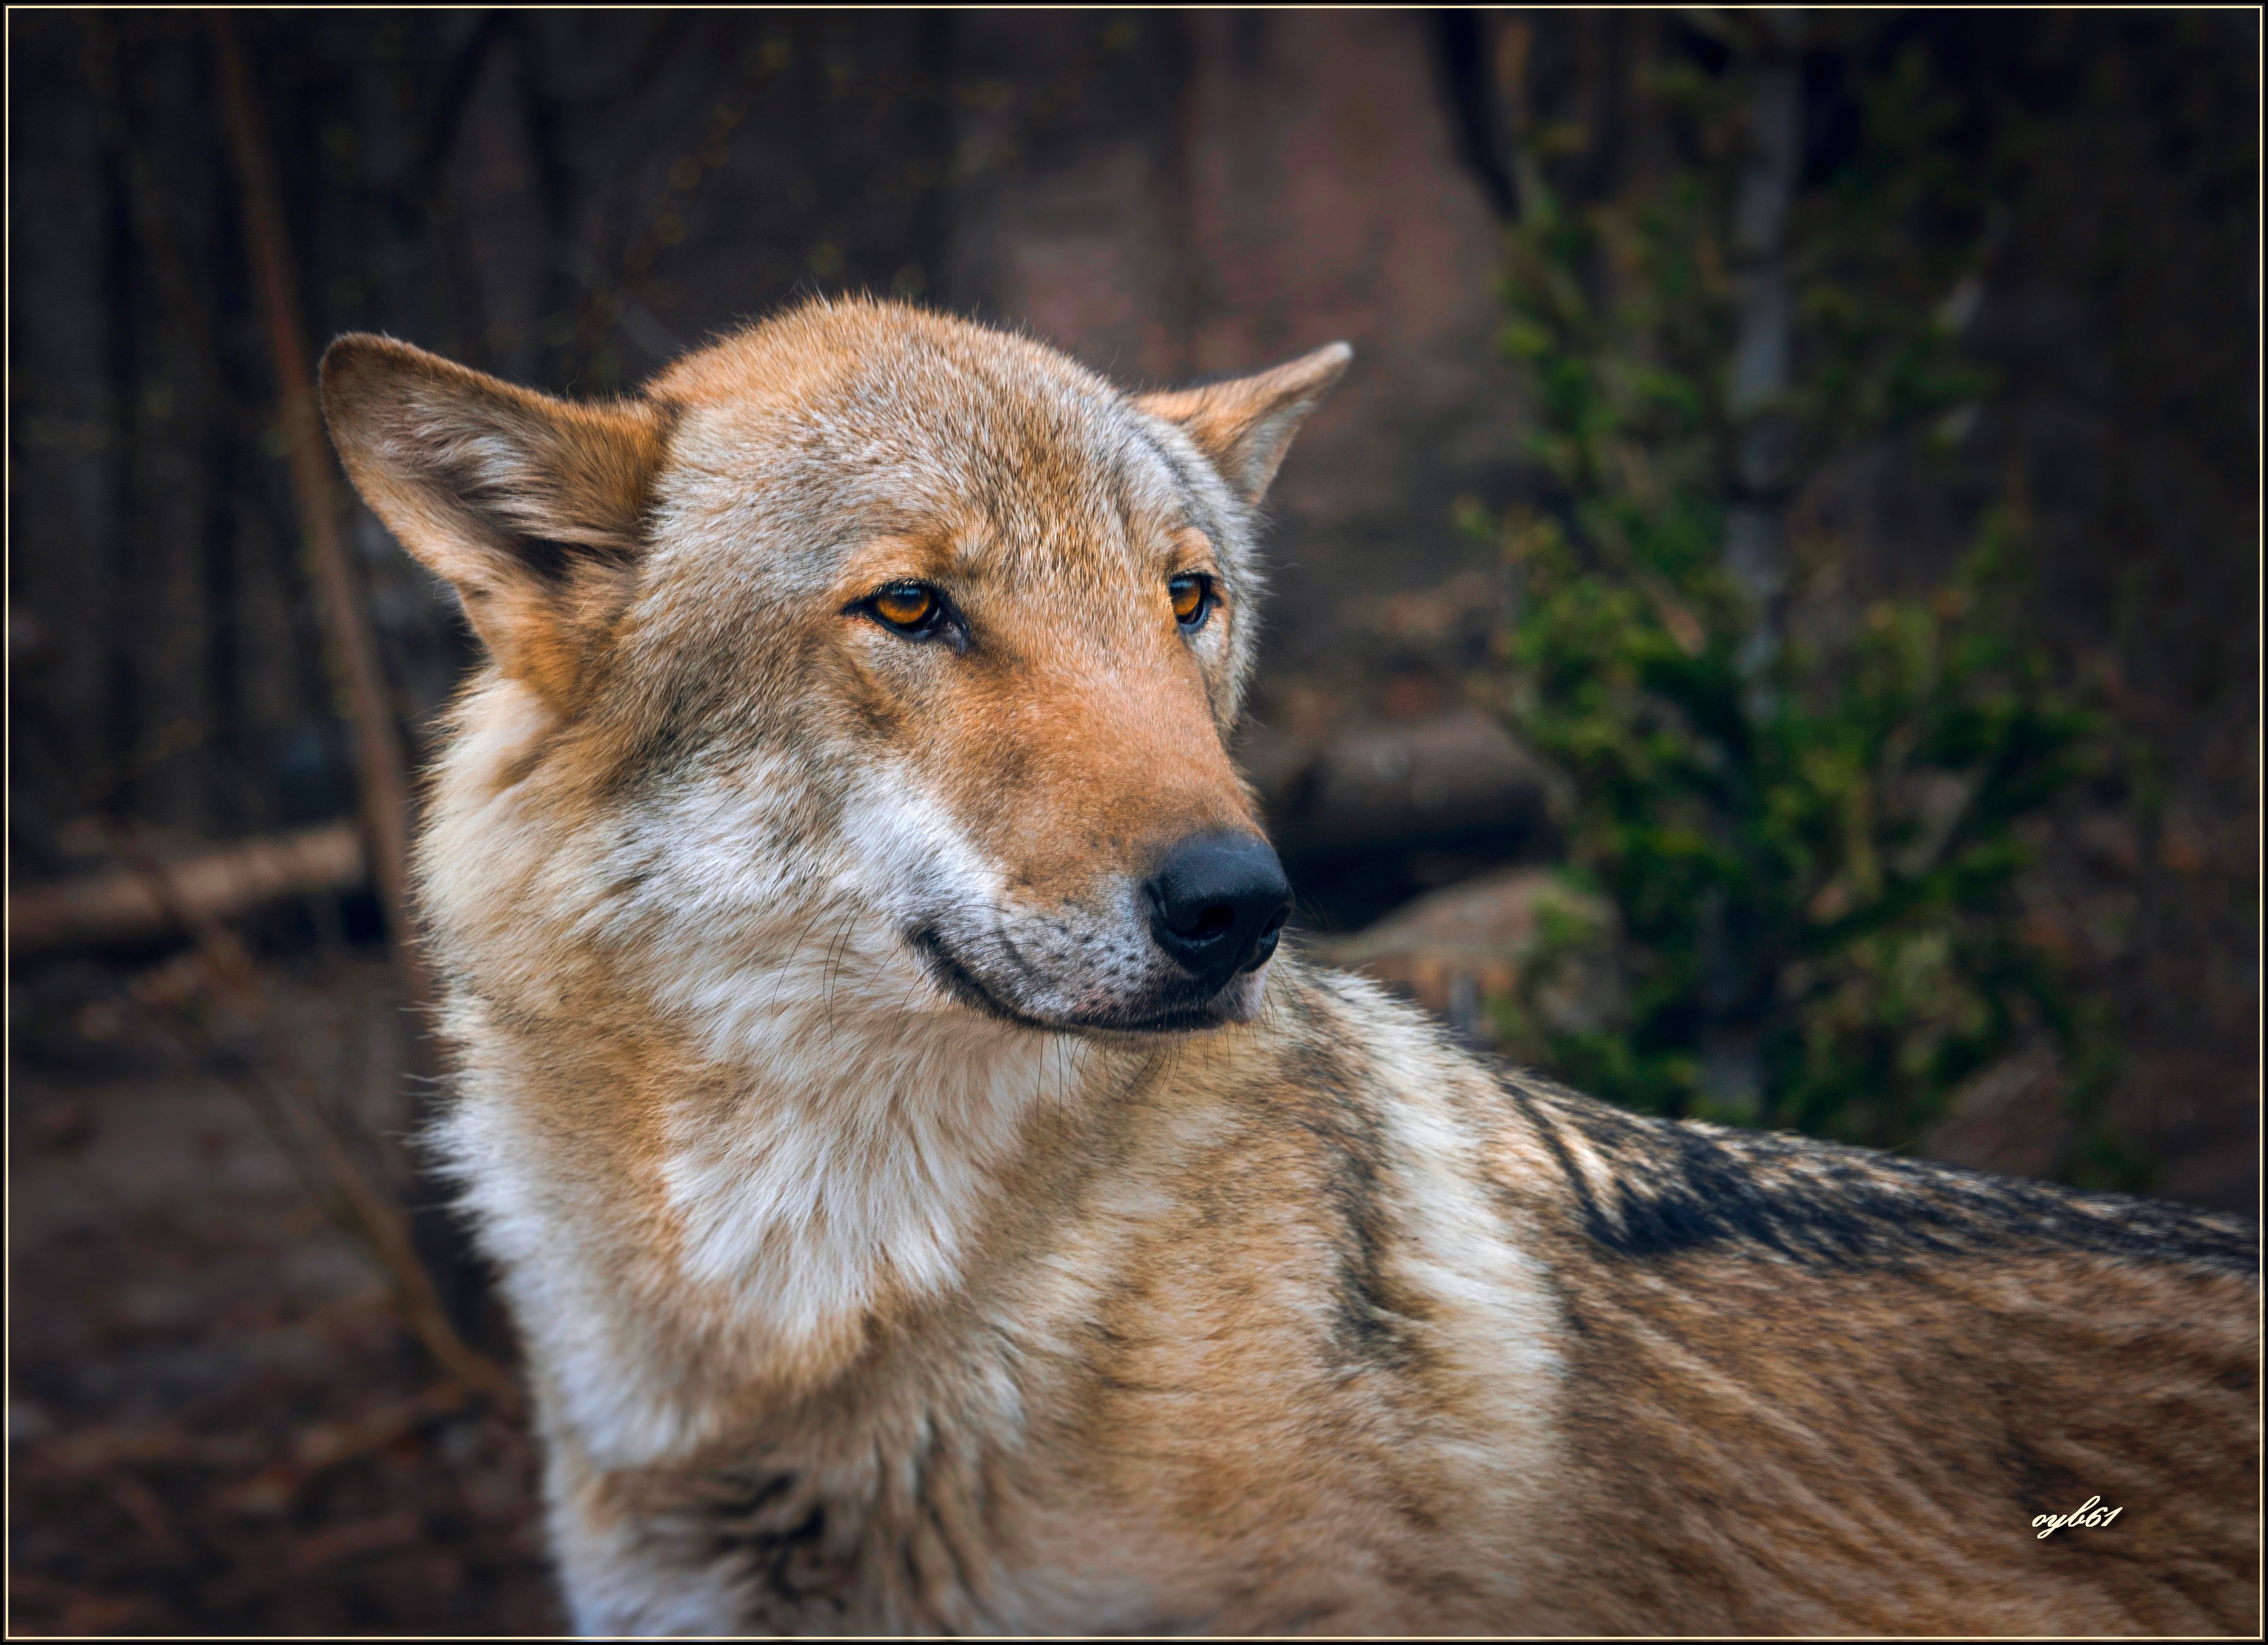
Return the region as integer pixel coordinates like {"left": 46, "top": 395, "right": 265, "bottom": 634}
{"left": 1470, "top": 40, "right": 2137, "bottom": 1183}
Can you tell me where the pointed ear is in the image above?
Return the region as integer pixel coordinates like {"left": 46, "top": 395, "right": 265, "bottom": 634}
{"left": 1132, "top": 341, "right": 1352, "bottom": 503}
{"left": 319, "top": 334, "right": 672, "bottom": 706}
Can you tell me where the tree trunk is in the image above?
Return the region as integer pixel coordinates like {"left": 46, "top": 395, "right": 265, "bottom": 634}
{"left": 1707, "top": 21, "right": 1806, "bottom": 1120}
{"left": 1724, "top": 38, "right": 1802, "bottom": 703}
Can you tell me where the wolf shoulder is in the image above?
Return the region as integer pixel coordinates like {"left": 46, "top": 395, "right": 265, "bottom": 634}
{"left": 1273, "top": 956, "right": 2258, "bottom": 1284}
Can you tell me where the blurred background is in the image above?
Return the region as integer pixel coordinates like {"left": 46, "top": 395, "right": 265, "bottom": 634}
{"left": 7, "top": 9, "right": 2257, "bottom": 1634}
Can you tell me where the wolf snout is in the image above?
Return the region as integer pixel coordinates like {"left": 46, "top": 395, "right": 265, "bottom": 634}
{"left": 1145, "top": 832, "right": 1293, "bottom": 994}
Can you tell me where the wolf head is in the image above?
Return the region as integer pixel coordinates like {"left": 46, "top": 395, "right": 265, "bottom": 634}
{"left": 322, "top": 299, "right": 1347, "bottom": 1047}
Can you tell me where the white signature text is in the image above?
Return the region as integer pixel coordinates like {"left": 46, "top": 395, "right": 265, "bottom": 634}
{"left": 2033, "top": 1494, "right": 2123, "bottom": 1538}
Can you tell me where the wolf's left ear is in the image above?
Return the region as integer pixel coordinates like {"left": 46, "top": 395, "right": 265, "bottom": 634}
{"left": 319, "top": 334, "right": 671, "bottom": 706}
{"left": 1132, "top": 342, "right": 1353, "bottom": 504}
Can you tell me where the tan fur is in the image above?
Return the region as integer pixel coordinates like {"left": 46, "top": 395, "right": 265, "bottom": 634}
{"left": 321, "top": 298, "right": 2258, "bottom": 1635}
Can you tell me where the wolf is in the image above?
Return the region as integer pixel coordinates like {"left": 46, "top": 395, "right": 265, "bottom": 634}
{"left": 320, "top": 298, "right": 2258, "bottom": 1635}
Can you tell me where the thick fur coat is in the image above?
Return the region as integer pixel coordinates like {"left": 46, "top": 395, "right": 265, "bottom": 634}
{"left": 320, "top": 299, "right": 2258, "bottom": 1635}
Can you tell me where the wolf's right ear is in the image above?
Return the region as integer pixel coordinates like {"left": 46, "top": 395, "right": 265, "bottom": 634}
{"left": 319, "top": 334, "right": 671, "bottom": 706}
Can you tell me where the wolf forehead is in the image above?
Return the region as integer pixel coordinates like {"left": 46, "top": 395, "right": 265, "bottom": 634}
{"left": 649, "top": 305, "right": 1253, "bottom": 570}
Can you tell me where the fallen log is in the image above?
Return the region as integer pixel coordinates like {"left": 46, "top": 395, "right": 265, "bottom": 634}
{"left": 1244, "top": 708, "right": 1555, "bottom": 861}
{"left": 7, "top": 821, "right": 365, "bottom": 957}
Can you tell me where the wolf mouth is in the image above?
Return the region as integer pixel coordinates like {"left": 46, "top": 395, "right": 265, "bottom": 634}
{"left": 905, "top": 925, "right": 1233, "bottom": 1035}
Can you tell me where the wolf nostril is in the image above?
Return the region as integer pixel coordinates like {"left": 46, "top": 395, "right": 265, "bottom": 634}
{"left": 1181, "top": 903, "right": 1236, "bottom": 941}
{"left": 1145, "top": 831, "right": 1293, "bottom": 994}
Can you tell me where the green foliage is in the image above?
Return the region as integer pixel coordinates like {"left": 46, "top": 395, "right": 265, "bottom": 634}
{"left": 1474, "top": 41, "right": 2128, "bottom": 1175}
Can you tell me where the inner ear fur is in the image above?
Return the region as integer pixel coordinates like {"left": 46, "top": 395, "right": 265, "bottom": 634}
{"left": 1132, "top": 341, "right": 1352, "bottom": 504}
{"left": 319, "top": 333, "right": 671, "bottom": 706}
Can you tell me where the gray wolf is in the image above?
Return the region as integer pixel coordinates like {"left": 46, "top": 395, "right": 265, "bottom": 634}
{"left": 320, "top": 298, "right": 2258, "bottom": 1634}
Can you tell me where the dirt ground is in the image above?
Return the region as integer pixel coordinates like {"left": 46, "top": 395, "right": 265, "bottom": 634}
{"left": 9, "top": 951, "right": 562, "bottom": 1637}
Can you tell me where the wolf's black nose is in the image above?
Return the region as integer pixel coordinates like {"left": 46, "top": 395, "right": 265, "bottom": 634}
{"left": 1146, "top": 831, "right": 1293, "bottom": 993}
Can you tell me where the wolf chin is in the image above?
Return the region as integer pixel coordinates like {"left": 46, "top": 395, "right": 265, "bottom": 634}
{"left": 321, "top": 298, "right": 2257, "bottom": 1635}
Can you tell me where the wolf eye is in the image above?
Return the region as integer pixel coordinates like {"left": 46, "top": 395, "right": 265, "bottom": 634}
{"left": 868, "top": 582, "right": 942, "bottom": 635}
{"left": 1169, "top": 573, "right": 1213, "bottom": 631}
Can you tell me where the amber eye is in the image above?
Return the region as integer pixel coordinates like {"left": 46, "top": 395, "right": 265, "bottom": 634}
{"left": 1169, "top": 572, "right": 1211, "bottom": 629}
{"left": 870, "top": 583, "right": 940, "bottom": 632}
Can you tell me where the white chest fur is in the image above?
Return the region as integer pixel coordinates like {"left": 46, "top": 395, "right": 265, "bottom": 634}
{"left": 437, "top": 965, "right": 1093, "bottom": 1472}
